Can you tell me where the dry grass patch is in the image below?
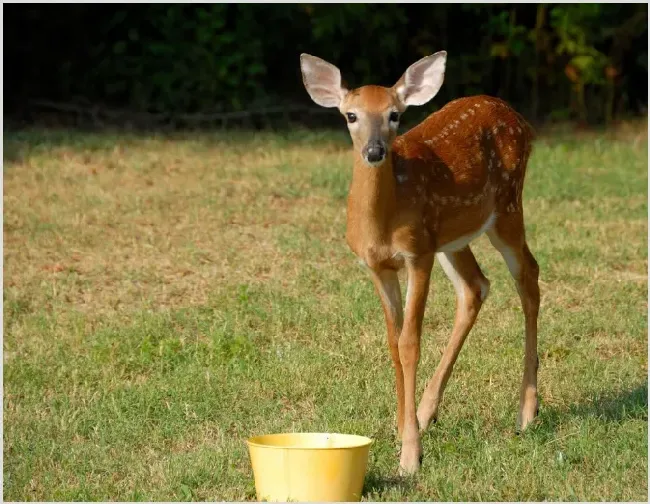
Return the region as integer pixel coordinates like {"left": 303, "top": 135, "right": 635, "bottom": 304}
{"left": 3, "top": 125, "right": 647, "bottom": 501}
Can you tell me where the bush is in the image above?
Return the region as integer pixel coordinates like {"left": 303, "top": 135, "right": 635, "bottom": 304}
{"left": 4, "top": 4, "right": 648, "bottom": 124}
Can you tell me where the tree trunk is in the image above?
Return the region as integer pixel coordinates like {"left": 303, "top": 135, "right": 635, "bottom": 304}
{"left": 531, "top": 5, "right": 546, "bottom": 122}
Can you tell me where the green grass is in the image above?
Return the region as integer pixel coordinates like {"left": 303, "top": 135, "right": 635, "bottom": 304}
{"left": 3, "top": 122, "right": 648, "bottom": 501}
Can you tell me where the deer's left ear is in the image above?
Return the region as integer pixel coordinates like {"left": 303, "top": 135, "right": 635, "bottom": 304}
{"left": 393, "top": 51, "right": 447, "bottom": 108}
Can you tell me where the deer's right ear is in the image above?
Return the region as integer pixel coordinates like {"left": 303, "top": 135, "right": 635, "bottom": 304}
{"left": 300, "top": 54, "right": 348, "bottom": 108}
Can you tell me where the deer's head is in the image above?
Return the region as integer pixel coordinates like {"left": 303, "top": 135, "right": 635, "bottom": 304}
{"left": 300, "top": 52, "right": 447, "bottom": 167}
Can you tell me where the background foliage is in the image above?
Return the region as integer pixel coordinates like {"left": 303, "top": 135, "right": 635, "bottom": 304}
{"left": 4, "top": 3, "right": 648, "bottom": 126}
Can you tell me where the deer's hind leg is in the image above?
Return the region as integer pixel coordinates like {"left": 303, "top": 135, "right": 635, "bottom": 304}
{"left": 487, "top": 212, "right": 540, "bottom": 431}
{"left": 417, "top": 246, "right": 490, "bottom": 432}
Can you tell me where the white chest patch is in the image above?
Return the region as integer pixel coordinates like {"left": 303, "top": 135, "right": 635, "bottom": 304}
{"left": 437, "top": 212, "right": 496, "bottom": 253}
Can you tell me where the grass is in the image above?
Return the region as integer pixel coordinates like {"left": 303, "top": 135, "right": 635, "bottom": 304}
{"left": 3, "top": 121, "right": 648, "bottom": 501}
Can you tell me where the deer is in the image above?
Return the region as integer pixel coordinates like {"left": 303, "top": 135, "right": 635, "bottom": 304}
{"left": 299, "top": 51, "right": 540, "bottom": 475}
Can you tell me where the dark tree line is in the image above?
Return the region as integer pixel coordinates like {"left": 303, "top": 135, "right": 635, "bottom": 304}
{"left": 4, "top": 4, "right": 648, "bottom": 128}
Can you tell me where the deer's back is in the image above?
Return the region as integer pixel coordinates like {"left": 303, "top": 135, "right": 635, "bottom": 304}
{"left": 393, "top": 95, "right": 534, "bottom": 204}
{"left": 390, "top": 95, "right": 535, "bottom": 250}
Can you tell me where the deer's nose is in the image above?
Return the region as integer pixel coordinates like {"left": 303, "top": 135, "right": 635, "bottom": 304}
{"left": 364, "top": 141, "right": 386, "bottom": 164}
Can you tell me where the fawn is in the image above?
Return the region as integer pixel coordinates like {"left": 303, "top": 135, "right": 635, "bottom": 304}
{"left": 299, "top": 51, "right": 540, "bottom": 474}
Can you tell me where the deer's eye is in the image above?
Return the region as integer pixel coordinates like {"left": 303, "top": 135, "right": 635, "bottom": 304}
{"left": 389, "top": 111, "right": 400, "bottom": 123}
{"left": 346, "top": 112, "right": 357, "bottom": 123}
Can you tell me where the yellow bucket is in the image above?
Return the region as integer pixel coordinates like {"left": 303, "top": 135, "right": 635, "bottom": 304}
{"left": 246, "top": 432, "right": 373, "bottom": 502}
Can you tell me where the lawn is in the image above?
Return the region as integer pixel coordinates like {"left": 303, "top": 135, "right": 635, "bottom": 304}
{"left": 3, "top": 121, "right": 648, "bottom": 501}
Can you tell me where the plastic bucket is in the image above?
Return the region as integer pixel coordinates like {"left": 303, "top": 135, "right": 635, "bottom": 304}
{"left": 246, "top": 432, "right": 373, "bottom": 502}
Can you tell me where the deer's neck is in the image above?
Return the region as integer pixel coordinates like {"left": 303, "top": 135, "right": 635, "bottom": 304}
{"left": 346, "top": 152, "right": 397, "bottom": 248}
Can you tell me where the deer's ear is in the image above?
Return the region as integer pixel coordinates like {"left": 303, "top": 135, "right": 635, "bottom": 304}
{"left": 393, "top": 51, "right": 447, "bottom": 108}
{"left": 300, "top": 53, "right": 348, "bottom": 108}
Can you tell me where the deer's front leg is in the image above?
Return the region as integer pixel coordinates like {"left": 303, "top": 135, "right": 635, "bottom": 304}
{"left": 399, "top": 253, "right": 434, "bottom": 475}
{"left": 370, "top": 269, "right": 405, "bottom": 437}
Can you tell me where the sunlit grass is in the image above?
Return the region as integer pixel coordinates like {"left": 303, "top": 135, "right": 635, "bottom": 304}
{"left": 3, "top": 122, "right": 648, "bottom": 501}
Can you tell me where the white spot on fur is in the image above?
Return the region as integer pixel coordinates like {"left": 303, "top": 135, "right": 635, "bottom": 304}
{"left": 396, "top": 174, "right": 408, "bottom": 183}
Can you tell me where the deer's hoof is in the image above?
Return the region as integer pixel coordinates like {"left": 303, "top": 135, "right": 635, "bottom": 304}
{"left": 398, "top": 441, "right": 422, "bottom": 475}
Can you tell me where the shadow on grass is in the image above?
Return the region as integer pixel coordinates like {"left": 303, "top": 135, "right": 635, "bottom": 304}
{"left": 362, "top": 468, "right": 413, "bottom": 499}
{"left": 570, "top": 383, "right": 648, "bottom": 421}
{"left": 361, "top": 385, "right": 647, "bottom": 496}
{"left": 533, "top": 382, "right": 648, "bottom": 441}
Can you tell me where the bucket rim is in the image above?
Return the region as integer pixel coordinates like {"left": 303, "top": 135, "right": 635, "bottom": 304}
{"left": 246, "top": 432, "right": 374, "bottom": 450}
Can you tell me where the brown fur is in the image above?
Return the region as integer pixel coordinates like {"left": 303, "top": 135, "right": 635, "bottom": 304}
{"left": 343, "top": 91, "right": 540, "bottom": 475}
{"left": 345, "top": 94, "right": 535, "bottom": 270}
{"left": 300, "top": 53, "right": 540, "bottom": 475}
